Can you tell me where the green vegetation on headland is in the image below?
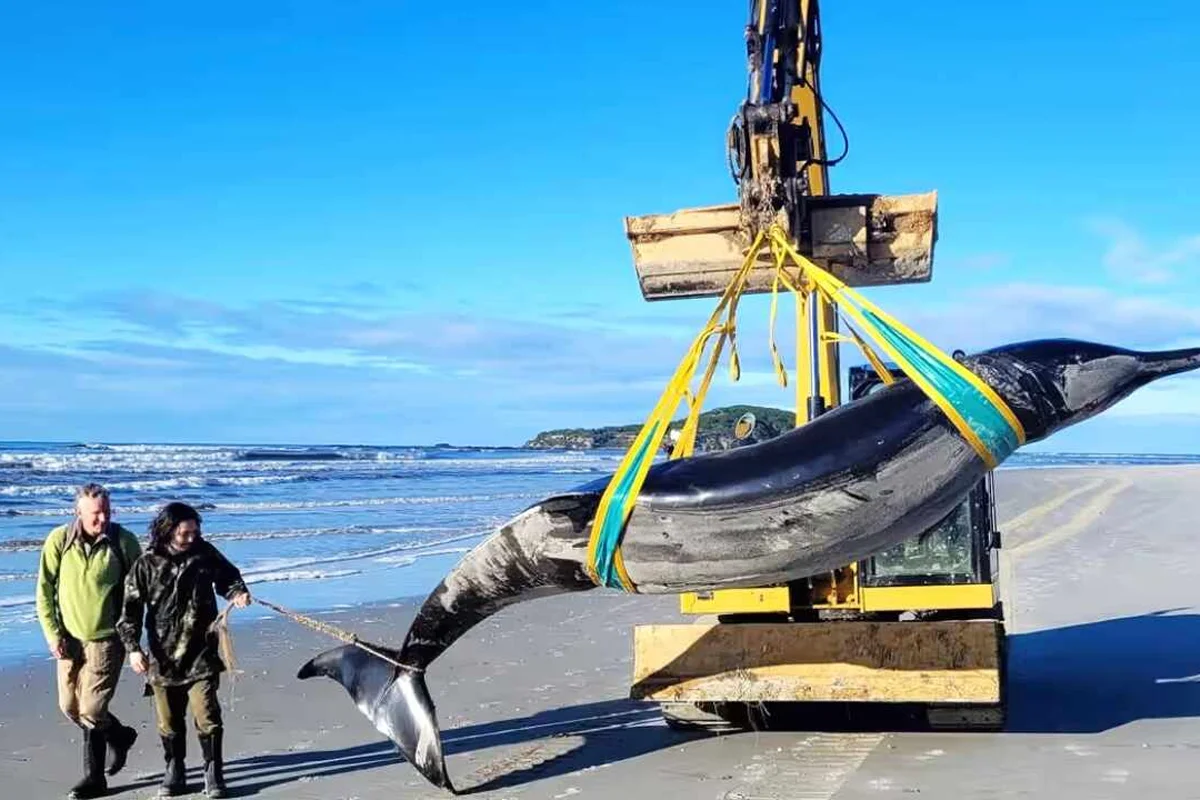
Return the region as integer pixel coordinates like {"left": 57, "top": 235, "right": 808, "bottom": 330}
{"left": 523, "top": 405, "right": 796, "bottom": 451}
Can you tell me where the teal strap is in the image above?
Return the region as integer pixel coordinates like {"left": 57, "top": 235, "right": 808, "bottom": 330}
{"left": 589, "top": 421, "right": 660, "bottom": 590}
{"left": 865, "top": 310, "right": 1021, "bottom": 464}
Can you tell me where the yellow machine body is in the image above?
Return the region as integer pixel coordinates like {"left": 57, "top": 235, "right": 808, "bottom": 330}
{"left": 624, "top": 0, "right": 1006, "bottom": 727}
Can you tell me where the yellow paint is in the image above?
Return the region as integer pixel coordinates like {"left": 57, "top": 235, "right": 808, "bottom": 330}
{"left": 681, "top": 581, "right": 997, "bottom": 617}
{"left": 679, "top": 586, "right": 790, "bottom": 615}
{"left": 817, "top": 294, "right": 842, "bottom": 409}
{"left": 793, "top": 0, "right": 840, "bottom": 414}
{"left": 796, "top": 287, "right": 814, "bottom": 423}
{"left": 859, "top": 583, "right": 997, "bottom": 613}
{"left": 794, "top": 0, "right": 828, "bottom": 198}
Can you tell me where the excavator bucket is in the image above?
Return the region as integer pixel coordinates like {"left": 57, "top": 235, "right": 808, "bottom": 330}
{"left": 625, "top": 192, "right": 938, "bottom": 301}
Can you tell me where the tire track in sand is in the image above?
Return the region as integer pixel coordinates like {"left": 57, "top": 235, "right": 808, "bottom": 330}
{"left": 1007, "top": 478, "right": 1131, "bottom": 560}
{"left": 1000, "top": 478, "right": 1109, "bottom": 545}
{"left": 1000, "top": 477, "right": 1132, "bottom": 629}
{"left": 720, "top": 732, "right": 885, "bottom": 800}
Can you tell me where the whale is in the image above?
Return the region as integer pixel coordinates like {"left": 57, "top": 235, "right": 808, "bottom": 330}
{"left": 297, "top": 338, "right": 1200, "bottom": 792}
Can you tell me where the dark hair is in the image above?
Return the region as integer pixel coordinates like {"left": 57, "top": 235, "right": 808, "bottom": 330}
{"left": 149, "top": 502, "right": 202, "bottom": 554}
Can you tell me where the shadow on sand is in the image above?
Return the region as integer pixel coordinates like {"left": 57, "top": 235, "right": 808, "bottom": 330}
{"left": 1006, "top": 608, "right": 1200, "bottom": 733}
{"left": 215, "top": 698, "right": 692, "bottom": 796}
{"left": 215, "top": 610, "right": 1200, "bottom": 795}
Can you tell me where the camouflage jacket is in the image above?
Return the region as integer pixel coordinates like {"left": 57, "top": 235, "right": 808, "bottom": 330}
{"left": 117, "top": 539, "right": 248, "bottom": 686}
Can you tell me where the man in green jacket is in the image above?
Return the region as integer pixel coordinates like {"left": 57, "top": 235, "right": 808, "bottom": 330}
{"left": 36, "top": 483, "right": 143, "bottom": 799}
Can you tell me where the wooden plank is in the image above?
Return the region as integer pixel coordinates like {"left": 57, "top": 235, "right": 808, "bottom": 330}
{"left": 625, "top": 192, "right": 937, "bottom": 301}
{"left": 630, "top": 620, "right": 1002, "bottom": 704}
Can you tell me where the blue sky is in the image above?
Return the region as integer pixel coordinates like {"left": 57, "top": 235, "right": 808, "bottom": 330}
{"left": 1, "top": 0, "right": 1198, "bottom": 451}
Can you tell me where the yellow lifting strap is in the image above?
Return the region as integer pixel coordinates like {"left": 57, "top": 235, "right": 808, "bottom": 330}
{"left": 583, "top": 231, "right": 766, "bottom": 592}
{"left": 585, "top": 224, "right": 1026, "bottom": 593}
{"left": 764, "top": 227, "right": 1026, "bottom": 467}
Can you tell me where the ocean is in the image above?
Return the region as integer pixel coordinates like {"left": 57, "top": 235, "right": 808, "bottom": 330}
{"left": 3, "top": 440, "right": 1199, "bottom": 666}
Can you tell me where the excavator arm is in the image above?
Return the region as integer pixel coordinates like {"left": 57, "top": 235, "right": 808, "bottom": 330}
{"left": 731, "top": 0, "right": 838, "bottom": 233}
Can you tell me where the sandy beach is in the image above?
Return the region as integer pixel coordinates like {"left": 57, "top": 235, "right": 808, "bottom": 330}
{"left": 4, "top": 464, "right": 1200, "bottom": 799}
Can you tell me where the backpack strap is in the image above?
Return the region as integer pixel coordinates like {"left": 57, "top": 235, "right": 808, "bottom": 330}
{"left": 56, "top": 521, "right": 130, "bottom": 578}
{"left": 59, "top": 521, "right": 80, "bottom": 559}
{"left": 106, "top": 526, "right": 130, "bottom": 577}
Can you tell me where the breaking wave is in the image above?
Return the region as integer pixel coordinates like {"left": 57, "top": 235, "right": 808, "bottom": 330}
{"left": 2, "top": 492, "right": 540, "bottom": 518}
{"left": 246, "top": 569, "right": 362, "bottom": 584}
{"left": 0, "top": 474, "right": 309, "bottom": 498}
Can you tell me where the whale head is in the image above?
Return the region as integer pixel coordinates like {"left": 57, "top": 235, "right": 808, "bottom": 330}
{"left": 965, "top": 338, "right": 1200, "bottom": 444}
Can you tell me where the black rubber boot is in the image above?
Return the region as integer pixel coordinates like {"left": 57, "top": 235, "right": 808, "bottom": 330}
{"left": 105, "top": 717, "right": 137, "bottom": 776}
{"left": 198, "top": 730, "right": 227, "bottom": 798}
{"left": 157, "top": 735, "right": 187, "bottom": 798}
{"left": 67, "top": 727, "right": 108, "bottom": 799}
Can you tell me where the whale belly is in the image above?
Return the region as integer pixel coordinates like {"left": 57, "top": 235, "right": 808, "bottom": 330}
{"left": 618, "top": 422, "right": 985, "bottom": 594}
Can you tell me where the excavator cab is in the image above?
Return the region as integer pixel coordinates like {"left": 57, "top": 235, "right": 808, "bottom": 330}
{"left": 851, "top": 363, "right": 1001, "bottom": 611}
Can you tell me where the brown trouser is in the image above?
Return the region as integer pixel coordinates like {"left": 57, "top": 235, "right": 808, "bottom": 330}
{"left": 56, "top": 636, "right": 125, "bottom": 730}
{"left": 151, "top": 676, "right": 222, "bottom": 737}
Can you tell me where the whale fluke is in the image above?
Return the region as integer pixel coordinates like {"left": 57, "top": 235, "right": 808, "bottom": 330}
{"left": 298, "top": 644, "right": 454, "bottom": 793}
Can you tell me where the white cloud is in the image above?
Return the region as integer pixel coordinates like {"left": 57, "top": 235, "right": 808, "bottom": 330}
{"left": 4, "top": 263, "right": 1199, "bottom": 446}
{"left": 877, "top": 281, "right": 1200, "bottom": 355}
{"left": 1088, "top": 217, "right": 1200, "bottom": 285}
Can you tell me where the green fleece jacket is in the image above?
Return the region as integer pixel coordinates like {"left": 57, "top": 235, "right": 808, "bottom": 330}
{"left": 36, "top": 522, "right": 142, "bottom": 645}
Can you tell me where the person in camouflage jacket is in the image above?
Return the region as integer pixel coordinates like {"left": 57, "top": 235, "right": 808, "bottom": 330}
{"left": 117, "top": 502, "right": 251, "bottom": 799}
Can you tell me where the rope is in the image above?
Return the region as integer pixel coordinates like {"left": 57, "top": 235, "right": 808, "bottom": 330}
{"left": 585, "top": 223, "right": 1028, "bottom": 593}
{"left": 253, "top": 597, "right": 423, "bottom": 674}
{"left": 211, "top": 604, "right": 242, "bottom": 712}
{"left": 209, "top": 593, "right": 422, "bottom": 712}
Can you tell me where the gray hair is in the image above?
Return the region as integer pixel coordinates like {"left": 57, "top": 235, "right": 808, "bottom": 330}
{"left": 75, "top": 483, "right": 110, "bottom": 506}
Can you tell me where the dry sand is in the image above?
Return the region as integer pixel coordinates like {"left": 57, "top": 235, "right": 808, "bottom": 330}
{"left": 3, "top": 465, "right": 1200, "bottom": 799}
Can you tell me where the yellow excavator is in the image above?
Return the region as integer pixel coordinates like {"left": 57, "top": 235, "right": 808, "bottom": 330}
{"left": 622, "top": 0, "right": 1006, "bottom": 731}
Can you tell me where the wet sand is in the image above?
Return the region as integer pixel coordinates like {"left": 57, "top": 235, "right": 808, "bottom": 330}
{"left": 3, "top": 465, "right": 1199, "bottom": 799}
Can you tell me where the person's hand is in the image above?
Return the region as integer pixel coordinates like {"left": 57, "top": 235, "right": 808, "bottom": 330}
{"left": 129, "top": 651, "right": 149, "bottom": 675}
{"left": 231, "top": 591, "right": 251, "bottom": 609}
{"left": 49, "top": 638, "right": 68, "bottom": 659}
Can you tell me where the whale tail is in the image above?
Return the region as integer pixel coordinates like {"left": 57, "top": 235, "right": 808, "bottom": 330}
{"left": 298, "top": 644, "right": 454, "bottom": 794}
